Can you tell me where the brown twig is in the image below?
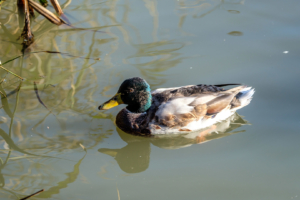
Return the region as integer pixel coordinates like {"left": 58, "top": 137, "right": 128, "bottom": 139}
{"left": 20, "top": 189, "right": 44, "bottom": 200}
{"left": 29, "top": 0, "right": 105, "bottom": 32}
{"left": 21, "top": 0, "right": 34, "bottom": 50}
{"left": 28, "top": 0, "right": 64, "bottom": 25}
{"left": 50, "top": 0, "right": 63, "bottom": 15}
{"left": 29, "top": 4, "right": 35, "bottom": 17}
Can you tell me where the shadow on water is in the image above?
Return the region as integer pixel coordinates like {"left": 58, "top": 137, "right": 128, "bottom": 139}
{"left": 99, "top": 113, "right": 249, "bottom": 174}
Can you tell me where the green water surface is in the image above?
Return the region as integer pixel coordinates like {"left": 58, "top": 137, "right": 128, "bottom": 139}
{"left": 0, "top": 0, "right": 300, "bottom": 199}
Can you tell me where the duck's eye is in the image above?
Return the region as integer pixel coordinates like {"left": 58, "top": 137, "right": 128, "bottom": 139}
{"left": 113, "top": 96, "right": 118, "bottom": 100}
{"left": 129, "top": 88, "right": 134, "bottom": 93}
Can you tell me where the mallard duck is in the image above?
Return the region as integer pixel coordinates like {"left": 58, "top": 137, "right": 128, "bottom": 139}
{"left": 98, "top": 77, "right": 254, "bottom": 136}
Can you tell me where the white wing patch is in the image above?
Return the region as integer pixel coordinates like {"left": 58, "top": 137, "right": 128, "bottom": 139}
{"left": 156, "top": 97, "right": 196, "bottom": 118}
{"left": 190, "top": 94, "right": 221, "bottom": 105}
{"left": 155, "top": 94, "right": 222, "bottom": 120}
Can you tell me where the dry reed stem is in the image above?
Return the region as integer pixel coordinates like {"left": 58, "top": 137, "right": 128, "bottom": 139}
{"left": 28, "top": 4, "right": 34, "bottom": 17}
{"left": 28, "top": 0, "right": 64, "bottom": 25}
{"left": 50, "top": 0, "right": 63, "bottom": 15}
{"left": 21, "top": 0, "right": 34, "bottom": 46}
{"left": 20, "top": 189, "right": 44, "bottom": 200}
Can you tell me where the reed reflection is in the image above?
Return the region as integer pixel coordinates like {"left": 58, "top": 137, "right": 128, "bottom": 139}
{"left": 0, "top": 80, "right": 112, "bottom": 198}
{"left": 0, "top": 115, "right": 112, "bottom": 199}
{"left": 98, "top": 113, "right": 249, "bottom": 173}
{"left": 126, "top": 40, "right": 187, "bottom": 87}
{"left": 176, "top": 0, "right": 245, "bottom": 34}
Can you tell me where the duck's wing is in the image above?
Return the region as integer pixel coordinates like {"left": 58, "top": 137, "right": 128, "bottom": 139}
{"left": 151, "top": 85, "right": 254, "bottom": 129}
{"left": 151, "top": 83, "right": 241, "bottom": 96}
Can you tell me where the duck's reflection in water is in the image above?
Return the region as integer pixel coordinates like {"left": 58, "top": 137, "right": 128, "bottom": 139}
{"left": 98, "top": 113, "right": 249, "bottom": 173}
{"left": 99, "top": 132, "right": 151, "bottom": 173}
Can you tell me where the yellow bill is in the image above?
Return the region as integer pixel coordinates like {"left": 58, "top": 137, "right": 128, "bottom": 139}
{"left": 98, "top": 93, "right": 123, "bottom": 110}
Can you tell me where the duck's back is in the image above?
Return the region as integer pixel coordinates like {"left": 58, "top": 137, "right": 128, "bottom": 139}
{"left": 149, "top": 84, "right": 254, "bottom": 134}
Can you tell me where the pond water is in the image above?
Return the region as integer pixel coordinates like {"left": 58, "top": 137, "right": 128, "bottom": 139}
{"left": 0, "top": 0, "right": 300, "bottom": 199}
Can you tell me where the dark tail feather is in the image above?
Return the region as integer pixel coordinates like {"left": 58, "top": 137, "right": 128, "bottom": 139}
{"left": 214, "top": 83, "right": 241, "bottom": 87}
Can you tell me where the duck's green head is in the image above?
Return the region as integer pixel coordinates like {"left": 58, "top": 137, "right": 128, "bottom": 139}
{"left": 98, "top": 77, "right": 152, "bottom": 113}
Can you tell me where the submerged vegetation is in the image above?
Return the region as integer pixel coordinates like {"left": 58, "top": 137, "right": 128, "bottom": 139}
{"left": 0, "top": 0, "right": 101, "bottom": 79}
{"left": 0, "top": 0, "right": 107, "bottom": 198}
